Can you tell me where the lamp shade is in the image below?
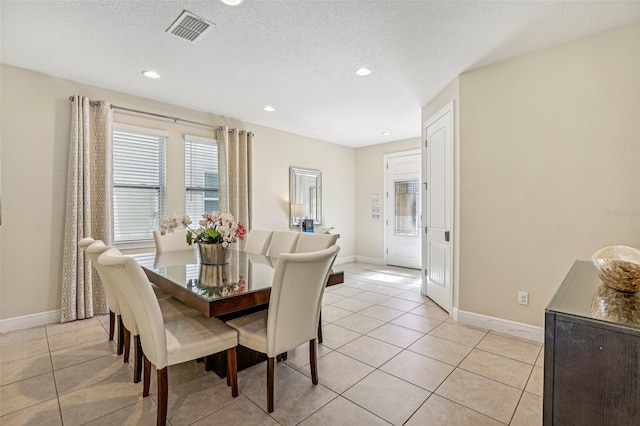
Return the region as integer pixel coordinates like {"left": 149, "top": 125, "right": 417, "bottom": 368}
{"left": 293, "top": 203, "right": 310, "bottom": 218}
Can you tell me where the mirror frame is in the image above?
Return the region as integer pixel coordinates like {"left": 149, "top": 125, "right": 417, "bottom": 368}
{"left": 290, "top": 167, "right": 322, "bottom": 227}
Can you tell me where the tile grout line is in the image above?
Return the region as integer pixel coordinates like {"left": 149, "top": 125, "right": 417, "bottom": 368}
{"left": 430, "top": 330, "right": 526, "bottom": 425}
{"left": 47, "top": 331, "right": 66, "bottom": 425}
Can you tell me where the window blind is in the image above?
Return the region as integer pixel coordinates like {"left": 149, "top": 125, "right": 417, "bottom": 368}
{"left": 185, "top": 136, "right": 218, "bottom": 222}
{"left": 113, "top": 128, "right": 166, "bottom": 244}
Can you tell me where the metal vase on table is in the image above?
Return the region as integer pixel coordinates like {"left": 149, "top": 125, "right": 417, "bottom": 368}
{"left": 197, "top": 243, "right": 231, "bottom": 265}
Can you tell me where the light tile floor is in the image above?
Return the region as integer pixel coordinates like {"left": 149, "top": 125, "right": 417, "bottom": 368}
{"left": 0, "top": 262, "right": 543, "bottom": 425}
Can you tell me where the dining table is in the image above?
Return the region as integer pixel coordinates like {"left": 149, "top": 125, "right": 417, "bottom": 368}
{"left": 131, "top": 248, "right": 344, "bottom": 375}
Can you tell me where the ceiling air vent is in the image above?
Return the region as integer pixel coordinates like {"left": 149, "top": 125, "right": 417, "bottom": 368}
{"left": 166, "top": 10, "right": 214, "bottom": 43}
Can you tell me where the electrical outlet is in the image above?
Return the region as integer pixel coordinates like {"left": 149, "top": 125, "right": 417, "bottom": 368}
{"left": 518, "top": 291, "right": 529, "bottom": 306}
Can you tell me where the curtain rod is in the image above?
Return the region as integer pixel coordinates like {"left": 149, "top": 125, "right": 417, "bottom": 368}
{"left": 68, "top": 96, "right": 234, "bottom": 132}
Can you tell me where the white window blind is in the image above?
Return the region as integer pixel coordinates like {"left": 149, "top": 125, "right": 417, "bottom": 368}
{"left": 185, "top": 136, "right": 218, "bottom": 221}
{"left": 113, "top": 127, "right": 166, "bottom": 244}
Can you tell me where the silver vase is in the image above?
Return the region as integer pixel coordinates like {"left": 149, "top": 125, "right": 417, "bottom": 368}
{"left": 197, "top": 243, "right": 231, "bottom": 265}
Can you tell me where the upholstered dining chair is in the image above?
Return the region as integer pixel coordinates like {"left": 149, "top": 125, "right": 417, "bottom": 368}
{"left": 293, "top": 232, "right": 339, "bottom": 344}
{"left": 153, "top": 228, "right": 193, "bottom": 252}
{"left": 79, "top": 237, "right": 121, "bottom": 351}
{"left": 266, "top": 230, "right": 300, "bottom": 257}
{"left": 294, "top": 233, "right": 338, "bottom": 253}
{"left": 226, "top": 245, "right": 340, "bottom": 412}
{"left": 98, "top": 247, "right": 239, "bottom": 426}
{"left": 86, "top": 242, "right": 200, "bottom": 384}
{"left": 244, "top": 229, "right": 273, "bottom": 255}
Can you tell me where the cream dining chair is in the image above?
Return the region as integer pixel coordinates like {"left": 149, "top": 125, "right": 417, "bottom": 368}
{"left": 86, "top": 242, "right": 200, "bottom": 384}
{"left": 293, "top": 232, "right": 339, "bottom": 344}
{"left": 266, "top": 230, "right": 300, "bottom": 257}
{"left": 153, "top": 228, "right": 194, "bottom": 252}
{"left": 79, "top": 237, "right": 122, "bottom": 351}
{"left": 226, "top": 245, "right": 340, "bottom": 412}
{"left": 98, "top": 247, "right": 239, "bottom": 425}
{"left": 294, "top": 233, "right": 338, "bottom": 253}
{"left": 244, "top": 229, "right": 273, "bottom": 255}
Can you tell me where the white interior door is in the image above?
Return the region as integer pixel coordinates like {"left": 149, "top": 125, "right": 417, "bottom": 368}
{"left": 384, "top": 151, "right": 421, "bottom": 269}
{"left": 424, "top": 103, "right": 454, "bottom": 312}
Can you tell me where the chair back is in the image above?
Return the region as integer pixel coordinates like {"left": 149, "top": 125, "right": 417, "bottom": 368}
{"left": 153, "top": 249, "right": 198, "bottom": 269}
{"left": 295, "top": 233, "right": 338, "bottom": 253}
{"left": 82, "top": 239, "right": 119, "bottom": 315}
{"left": 247, "top": 253, "right": 274, "bottom": 267}
{"left": 267, "top": 231, "right": 300, "bottom": 257}
{"left": 88, "top": 243, "right": 138, "bottom": 335}
{"left": 99, "top": 248, "right": 168, "bottom": 369}
{"left": 153, "top": 228, "right": 193, "bottom": 252}
{"left": 266, "top": 245, "right": 340, "bottom": 356}
{"left": 244, "top": 229, "right": 273, "bottom": 255}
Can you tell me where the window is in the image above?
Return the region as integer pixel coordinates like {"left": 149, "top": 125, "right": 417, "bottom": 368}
{"left": 185, "top": 135, "right": 218, "bottom": 221}
{"left": 113, "top": 126, "right": 166, "bottom": 245}
{"left": 394, "top": 179, "right": 418, "bottom": 236}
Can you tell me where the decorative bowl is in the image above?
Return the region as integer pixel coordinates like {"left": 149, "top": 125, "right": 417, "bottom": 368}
{"left": 591, "top": 246, "right": 640, "bottom": 293}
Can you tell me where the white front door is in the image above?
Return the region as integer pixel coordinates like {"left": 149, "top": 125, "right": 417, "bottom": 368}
{"left": 424, "top": 102, "right": 454, "bottom": 313}
{"left": 384, "top": 150, "right": 422, "bottom": 269}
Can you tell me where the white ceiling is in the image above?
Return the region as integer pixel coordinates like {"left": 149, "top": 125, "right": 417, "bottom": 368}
{"left": 1, "top": 1, "right": 639, "bottom": 147}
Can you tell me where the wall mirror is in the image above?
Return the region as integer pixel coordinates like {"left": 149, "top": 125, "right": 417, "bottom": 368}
{"left": 290, "top": 167, "right": 322, "bottom": 227}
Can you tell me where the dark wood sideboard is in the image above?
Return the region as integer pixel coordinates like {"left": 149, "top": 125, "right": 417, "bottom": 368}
{"left": 544, "top": 261, "right": 640, "bottom": 425}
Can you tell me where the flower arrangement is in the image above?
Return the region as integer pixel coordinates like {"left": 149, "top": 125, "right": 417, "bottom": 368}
{"left": 160, "top": 211, "right": 246, "bottom": 247}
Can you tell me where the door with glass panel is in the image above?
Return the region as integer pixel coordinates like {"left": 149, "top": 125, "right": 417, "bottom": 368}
{"left": 384, "top": 150, "right": 422, "bottom": 269}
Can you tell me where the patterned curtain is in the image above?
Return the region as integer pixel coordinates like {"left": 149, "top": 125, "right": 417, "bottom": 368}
{"left": 60, "top": 96, "right": 113, "bottom": 322}
{"left": 217, "top": 127, "right": 252, "bottom": 229}
{"left": 217, "top": 127, "right": 252, "bottom": 282}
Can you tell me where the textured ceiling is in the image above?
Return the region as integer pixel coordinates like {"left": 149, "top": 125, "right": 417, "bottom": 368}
{"left": 1, "top": 1, "right": 639, "bottom": 147}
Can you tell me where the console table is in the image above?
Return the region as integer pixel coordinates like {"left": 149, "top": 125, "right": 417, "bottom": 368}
{"left": 544, "top": 261, "right": 640, "bottom": 425}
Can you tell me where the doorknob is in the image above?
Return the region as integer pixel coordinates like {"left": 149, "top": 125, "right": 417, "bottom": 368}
{"left": 445, "top": 231, "right": 450, "bottom": 242}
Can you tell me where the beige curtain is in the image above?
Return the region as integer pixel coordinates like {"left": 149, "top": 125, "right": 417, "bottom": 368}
{"left": 217, "top": 127, "right": 252, "bottom": 228}
{"left": 60, "top": 96, "right": 113, "bottom": 322}
{"left": 217, "top": 127, "right": 252, "bottom": 280}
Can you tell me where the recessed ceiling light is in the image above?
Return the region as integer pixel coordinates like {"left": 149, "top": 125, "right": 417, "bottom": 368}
{"left": 382, "top": 132, "right": 391, "bottom": 136}
{"left": 220, "top": 0, "right": 243, "bottom": 5}
{"left": 264, "top": 105, "right": 275, "bottom": 112}
{"left": 142, "top": 70, "right": 160, "bottom": 79}
{"left": 355, "top": 67, "right": 372, "bottom": 76}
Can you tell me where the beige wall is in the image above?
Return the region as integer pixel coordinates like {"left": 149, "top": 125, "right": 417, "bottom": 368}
{"left": 456, "top": 22, "right": 640, "bottom": 327}
{"left": 354, "top": 138, "right": 421, "bottom": 262}
{"left": 0, "top": 65, "right": 355, "bottom": 320}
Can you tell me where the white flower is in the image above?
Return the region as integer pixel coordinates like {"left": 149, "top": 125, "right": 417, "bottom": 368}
{"left": 159, "top": 211, "right": 244, "bottom": 245}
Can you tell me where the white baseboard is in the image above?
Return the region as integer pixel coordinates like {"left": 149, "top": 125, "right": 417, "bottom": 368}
{"left": 0, "top": 310, "right": 61, "bottom": 333}
{"left": 335, "top": 255, "right": 356, "bottom": 265}
{"left": 354, "top": 256, "right": 385, "bottom": 265}
{"left": 452, "top": 308, "right": 544, "bottom": 343}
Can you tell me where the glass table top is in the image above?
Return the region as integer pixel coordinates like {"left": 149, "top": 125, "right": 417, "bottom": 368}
{"left": 131, "top": 249, "right": 277, "bottom": 302}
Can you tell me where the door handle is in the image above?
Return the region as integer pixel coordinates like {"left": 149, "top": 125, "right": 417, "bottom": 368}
{"left": 445, "top": 231, "right": 450, "bottom": 242}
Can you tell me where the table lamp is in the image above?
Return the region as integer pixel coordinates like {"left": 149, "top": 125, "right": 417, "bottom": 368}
{"left": 292, "top": 203, "right": 309, "bottom": 232}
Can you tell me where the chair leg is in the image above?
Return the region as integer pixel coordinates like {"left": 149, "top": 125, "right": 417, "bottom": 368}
{"left": 117, "top": 316, "right": 124, "bottom": 355}
{"left": 108, "top": 311, "right": 115, "bottom": 341}
{"left": 309, "top": 339, "right": 318, "bottom": 385}
{"left": 123, "top": 328, "right": 131, "bottom": 363}
{"left": 267, "top": 357, "right": 275, "bottom": 413}
{"left": 318, "top": 311, "right": 323, "bottom": 344}
{"left": 143, "top": 355, "right": 151, "bottom": 397}
{"left": 134, "top": 335, "right": 143, "bottom": 383}
{"left": 157, "top": 367, "right": 168, "bottom": 426}
{"left": 226, "top": 347, "right": 238, "bottom": 397}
